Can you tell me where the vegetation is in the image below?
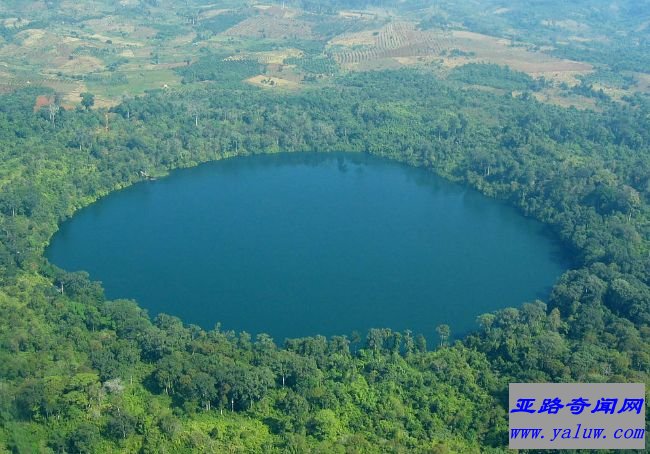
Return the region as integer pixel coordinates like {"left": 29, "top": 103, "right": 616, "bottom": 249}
{"left": 177, "top": 53, "right": 264, "bottom": 86}
{"left": 286, "top": 55, "right": 339, "bottom": 76}
{"left": 198, "top": 12, "right": 248, "bottom": 36}
{"left": 0, "top": 65, "right": 648, "bottom": 451}
{"left": 420, "top": 0, "right": 650, "bottom": 73}
{"left": 0, "top": 0, "right": 649, "bottom": 452}
{"left": 448, "top": 63, "right": 544, "bottom": 91}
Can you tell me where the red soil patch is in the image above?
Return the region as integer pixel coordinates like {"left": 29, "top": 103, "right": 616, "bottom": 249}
{"left": 33, "top": 95, "right": 52, "bottom": 112}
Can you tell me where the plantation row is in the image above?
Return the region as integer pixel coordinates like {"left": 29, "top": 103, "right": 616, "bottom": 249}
{"left": 333, "top": 23, "right": 453, "bottom": 65}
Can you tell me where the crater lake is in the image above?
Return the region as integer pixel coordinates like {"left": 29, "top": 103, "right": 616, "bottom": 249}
{"left": 46, "top": 152, "right": 569, "bottom": 342}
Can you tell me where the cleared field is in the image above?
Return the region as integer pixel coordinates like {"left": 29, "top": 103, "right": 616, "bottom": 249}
{"left": 330, "top": 28, "right": 381, "bottom": 46}
{"left": 0, "top": 2, "right": 618, "bottom": 108}
{"left": 252, "top": 4, "right": 301, "bottom": 18}
{"left": 15, "top": 28, "right": 49, "bottom": 47}
{"left": 85, "top": 68, "right": 181, "bottom": 98}
{"left": 59, "top": 0, "right": 112, "bottom": 14}
{"left": 0, "top": 1, "right": 195, "bottom": 105}
{"left": 338, "top": 10, "right": 377, "bottom": 20}
{"left": 0, "top": 29, "right": 80, "bottom": 73}
{"left": 60, "top": 81, "right": 89, "bottom": 108}
{"left": 222, "top": 15, "right": 314, "bottom": 39}
{"left": 449, "top": 31, "right": 592, "bottom": 77}
{"left": 252, "top": 49, "right": 304, "bottom": 64}
{"left": 533, "top": 88, "right": 598, "bottom": 110}
{"left": 83, "top": 16, "right": 157, "bottom": 40}
{"left": 2, "top": 18, "right": 30, "bottom": 27}
{"left": 246, "top": 74, "right": 301, "bottom": 89}
{"left": 331, "top": 22, "right": 453, "bottom": 67}
{"left": 330, "top": 22, "right": 592, "bottom": 84}
{"left": 82, "top": 32, "right": 143, "bottom": 47}
{"left": 57, "top": 56, "right": 105, "bottom": 74}
{"left": 631, "top": 72, "right": 650, "bottom": 93}
{"left": 541, "top": 19, "right": 589, "bottom": 33}
{"left": 199, "top": 8, "right": 232, "bottom": 20}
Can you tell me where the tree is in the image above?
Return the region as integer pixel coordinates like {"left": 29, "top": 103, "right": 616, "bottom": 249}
{"left": 307, "top": 409, "right": 343, "bottom": 441}
{"left": 120, "top": 92, "right": 133, "bottom": 119}
{"left": 80, "top": 92, "right": 95, "bottom": 110}
{"left": 477, "top": 314, "right": 496, "bottom": 333}
{"left": 105, "top": 408, "right": 137, "bottom": 440}
{"left": 415, "top": 334, "right": 427, "bottom": 353}
{"left": 350, "top": 330, "right": 361, "bottom": 353}
{"left": 187, "top": 101, "right": 203, "bottom": 128}
{"left": 155, "top": 352, "right": 184, "bottom": 395}
{"left": 191, "top": 371, "right": 216, "bottom": 411}
{"left": 67, "top": 423, "right": 100, "bottom": 453}
{"left": 403, "top": 330, "right": 415, "bottom": 357}
{"left": 436, "top": 324, "right": 451, "bottom": 347}
{"left": 47, "top": 100, "right": 59, "bottom": 127}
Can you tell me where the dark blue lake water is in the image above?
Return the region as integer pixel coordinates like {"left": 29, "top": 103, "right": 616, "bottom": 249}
{"left": 46, "top": 152, "right": 568, "bottom": 342}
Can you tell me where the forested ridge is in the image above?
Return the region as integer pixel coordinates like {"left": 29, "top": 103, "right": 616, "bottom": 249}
{"left": 1, "top": 69, "right": 649, "bottom": 452}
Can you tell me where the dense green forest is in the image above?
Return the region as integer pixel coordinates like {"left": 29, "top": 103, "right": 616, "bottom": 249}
{"left": 1, "top": 0, "right": 650, "bottom": 452}
{"left": 0, "top": 67, "right": 649, "bottom": 452}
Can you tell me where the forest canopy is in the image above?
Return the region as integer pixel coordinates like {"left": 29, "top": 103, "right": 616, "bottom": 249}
{"left": 0, "top": 0, "right": 649, "bottom": 452}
